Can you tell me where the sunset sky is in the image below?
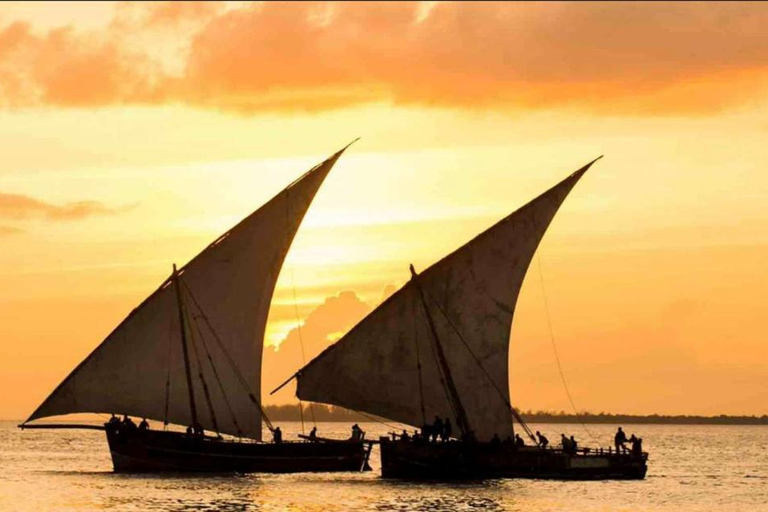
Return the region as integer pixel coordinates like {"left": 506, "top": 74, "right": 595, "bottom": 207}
{"left": 1, "top": 2, "right": 767, "bottom": 420}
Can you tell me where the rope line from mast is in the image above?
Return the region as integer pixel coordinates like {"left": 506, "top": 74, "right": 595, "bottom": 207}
{"left": 411, "top": 272, "right": 471, "bottom": 437}
{"left": 424, "top": 289, "right": 538, "bottom": 443}
{"left": 163, "top": 318, "right": 173, "bottom": 428}
{"left": 413, "top": 294, "right": 427, "bottom": 427}
{"left": 188, "top": 307, "right": 243, "bottom": 436}
{"left": 291, "top": 269, "right": 316, "bottom": 429}
{"left": 179, "top": 279, "right": 275, "bottom": 433}
{"left": 536, "top": 256, "right": 598, "bottom": 444}
{"left": 184, "top": 305, "right": 220, "bottom": 435}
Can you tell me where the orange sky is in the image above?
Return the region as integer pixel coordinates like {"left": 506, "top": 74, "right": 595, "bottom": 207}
{"left": 1, "top": 2, "right": 767, "bottom": 420}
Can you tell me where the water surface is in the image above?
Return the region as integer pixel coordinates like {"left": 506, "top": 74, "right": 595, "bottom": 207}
{"left": 1, "top": 421, "right": 766, "bottom": 511}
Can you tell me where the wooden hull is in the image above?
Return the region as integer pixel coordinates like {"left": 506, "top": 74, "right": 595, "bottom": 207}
{"left": 105, "top": 425, "right": 369, "bottom": 473}
{"left": 379, "top": 438, "right": 647, "bottom": 480}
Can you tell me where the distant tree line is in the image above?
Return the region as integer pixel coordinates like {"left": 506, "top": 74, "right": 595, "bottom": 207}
{"left": 264, "top": 404, "right": 768, "bottom": 425}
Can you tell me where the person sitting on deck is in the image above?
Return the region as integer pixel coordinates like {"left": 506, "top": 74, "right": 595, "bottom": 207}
{"left": 138, "top": 418, "right": 149, "bottom": 431}
{"left": 401, "top": 430, "right": 410, "bottom": 441}
{"left": 490, "top": 433, "right": 501, "bottom": 446}
{"left": 630, "top": 434, "right": 643, "bottom": 456}
{"left": 441, "top": 418, "right": 452, "bottom": 442}
{"left": 273, "top": 426, "right": 283, "bottom": 444}
{"left": 614, "top": 427, "right": 628, "bottom": 453}
{"left": 309, "top": 426, "right": 317, "bottom": 439}
{"left": 351, "top": 423, "right": 365, "bottom": 441}
{"left": 121, "top": 415, "right": 136, "bottom": 429}
{"left": 569, "top": 435, "right": 578, "bottom": 454}
{"left": 515, "top": 434, "right": 525, "bottom": 447}
{"left": 561, "top": 434, "right": 571, "bottom": 452}
{"left": 536, "top": 431, "right": 549, "bottom": 449}
{"left": 432, "top": 416, "right": 443, "bottom": 442}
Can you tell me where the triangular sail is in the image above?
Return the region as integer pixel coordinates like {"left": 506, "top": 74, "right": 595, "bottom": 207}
{"left": 295, "top": 159, "right": 599, "bottom": 441}
{"left": 25, "top": 145, "right": 351, "bottom": 440}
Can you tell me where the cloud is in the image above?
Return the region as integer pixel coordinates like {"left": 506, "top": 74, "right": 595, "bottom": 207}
{"left": 2, "top": 2, "right": 768, "bottom": 114}
{"left": 0, "top": 224, "right": 23, "bottom": 236}
{"left": 263, "top": 290, "right": 371, "bottom": 396}
{"left": 0, "top": 192, "right": 131, "bottom": 221}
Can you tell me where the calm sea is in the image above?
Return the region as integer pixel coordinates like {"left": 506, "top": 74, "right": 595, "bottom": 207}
{"left": 1, "top": 421, "right": 766, "bottom": 511}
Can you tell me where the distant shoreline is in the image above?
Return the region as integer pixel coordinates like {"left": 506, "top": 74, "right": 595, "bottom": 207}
{"left": 5, "top": 406, "right": 767, "bottom": 425}
{"left": 263, "top": 405, "right": 768, "bottom": 425}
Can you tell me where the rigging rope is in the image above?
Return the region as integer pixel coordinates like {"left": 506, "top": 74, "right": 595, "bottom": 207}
{"left": 291, "top": 269, "right": 316, "bottom": 429}
{"left": 418, "top": 288, "right": 465, "bottom": 434}
{"left": 354, "top": 408, "right": 404, "bottom": 431}
{"left": 185, "top": 291, "right": 243, "bottom": 437}
{"left": 180, "top": 279, "right": 275, "bottom": 433}
{"left": 413, "top": 296, "right": 427, "bottom": 427}
{"left": 536, "top": 256, "right": 598, "bottom": 444}
{"left": 424, "top": 291, "right": 537, "bottom": 443}
{"left": 163, "top": 319, "right": 173, "bottom": 428}
{"left": 185, "top": 306, "right": 220, "bottom": 435}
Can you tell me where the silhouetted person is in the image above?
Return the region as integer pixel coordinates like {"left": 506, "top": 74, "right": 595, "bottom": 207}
{"left": 504, "top": 435, "right": 514, "bottom": 446}
{"left": 401, "top": 430, "right": 410, "bottom": 441}
{"left": 138, "top": 418, "right": 149, "bottom": 431}
{"left": 441, "top": 418, "right": 452, "bottom": 442}
{"left": 273, "top": 426, "right": 283, "bottom": 444}
{"left": 186, "top": 425, "right": 193, "bottom": 435}
{"left": 121, "top": 415, "right": 136, "bottom": 429}
{"left": 536, "top": 430, "right": 549, "bottom": 449}
{"left": 108, "top": 414, "right": 120, "bottom": 427}
{"left": 629, "top": 434, "right": 642, "bottom": 456}
{"left": 309, "top": 426, "right": 317, "bottom": 439}
{"left": 351, "top": 423, "right": 365, "bottom": 441}
{"left": 561, "top": 434, "right": 570, "bottom": 452}
{"left": 515, "top": 434, "right": 525, "bottom": 447}
{"left": 615, "top": 427, "right": 628, "bottom": 453}
{"left": 432, "top": 416, "right": 443, "bottom": 442}
{"left": 490, "top": 433, "right": 501, "bottom": 446}
{"left": 570, "top": 435, "right": 578, "bottom": 453}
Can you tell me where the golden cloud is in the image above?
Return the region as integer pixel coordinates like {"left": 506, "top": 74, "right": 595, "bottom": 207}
{"left": 0, "top": 192, "right": 131, "bottom": 220}
{"left": 1, "top": 2, "right": 768, "bottom": 114}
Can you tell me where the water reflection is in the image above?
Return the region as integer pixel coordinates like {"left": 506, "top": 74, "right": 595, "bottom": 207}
{"left": 374, "top": 495, "right": 506, "bottom": 512}
{"left": 101, "top": 495, "right": 259, "bottom": 512}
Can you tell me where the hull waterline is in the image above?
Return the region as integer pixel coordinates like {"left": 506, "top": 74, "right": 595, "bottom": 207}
{"left": 379, "top": 438, "right": 648, "bottom": 480}
{"left": 105, "top": 425, "right": 370, "bottom": 473}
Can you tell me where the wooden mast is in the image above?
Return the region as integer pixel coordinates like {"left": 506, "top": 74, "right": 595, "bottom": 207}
{"left": 409, "top": 264, "right": 472, "bottom": 437}
{"left": 172, "top": 264, "right": 199, "bottom": 430}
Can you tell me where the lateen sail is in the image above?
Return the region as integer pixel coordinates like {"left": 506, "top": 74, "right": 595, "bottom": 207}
{"left": 25, "top": 145, "right": 352, "bottom": 440}
{"left": 295, "top": 158, "right": 599, "bottom": 441}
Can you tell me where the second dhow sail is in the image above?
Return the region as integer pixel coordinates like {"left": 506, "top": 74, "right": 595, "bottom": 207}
{"left": 25, "top": 145, "right": 351, "bottom": 441}
{"left": 294, "top": 158, "right": 600, "bottom": 441}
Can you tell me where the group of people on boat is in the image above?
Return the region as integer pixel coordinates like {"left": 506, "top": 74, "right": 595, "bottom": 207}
{"left": 489, "top": 432, "right": 528, "bottom": 447}
{"left": 107, "top": 414, "right": 150, "bottom": 432}
{"left": 615, "top": 426, "right": 644, "bottom": 455}
{"left": 393, "top": 421, "right": 645, "bottom": 458}
{"left": 398, "top": 415, "right": 455, "bottom": 443}
{"left": 272, "top": 423, "right": 366, "bottom": 444}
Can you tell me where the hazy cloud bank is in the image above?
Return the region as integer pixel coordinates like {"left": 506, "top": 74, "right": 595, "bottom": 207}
{"left": 1, "top": 2, "right": 768, "bottom": 115}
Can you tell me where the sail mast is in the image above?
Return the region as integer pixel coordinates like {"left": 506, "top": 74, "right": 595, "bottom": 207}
{"left": 172, "top": 264, "right": 198, "bottom": 429}
{"left": 409, "top": 264, "right": 471, "bottom": 437}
